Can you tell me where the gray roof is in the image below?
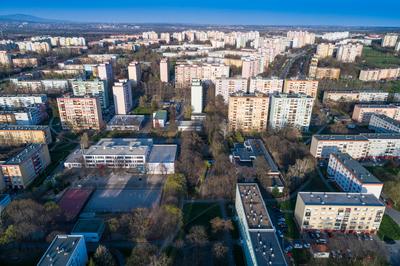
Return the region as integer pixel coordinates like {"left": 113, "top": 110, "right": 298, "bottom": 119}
{"left": 331, "top": 153, "right": 382, "bottom": 184}
{"left": 84, "top": 138, "right": 153, "bottom": 156}
{"left": 0, "top": 124, "right": 49, "bottom": 131}
{"left": 313, "top": 134, "right": 368, "bottom": 141}
{"left": 107, "top": 115, "right": 145, "bottom": 126}
{"left": 37, "top": 235, "right": 85, "bottom": 266}
{"left": 148, "top": 145, "right": 177, "bottom": 163}
{"left": 250, "top": 231, "right": 288, "bottom": 266}
{"left": 4, "top": 144, "right": 45, "bottom": 165}
{"left": 361, "top": 133, "right": 400, "bottom": 139}
{"left": 298, "top": 192, "right": 384, "bottom": 206}
{"left": 153, "top": 110, "right": 167, "bottom": 120}
{"left": 355, "top": 104, "right": 399, "bottom": 108}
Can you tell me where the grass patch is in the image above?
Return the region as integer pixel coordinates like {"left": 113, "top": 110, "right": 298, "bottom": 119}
{"left": 132, "top": 106, "right": 153, "bottom": 115}
{"left": 301, "top": 171, "right": 338, "bottom": 192}
{"left": 378, "top": 214, "right": 400, "bottom": 240}
{"left": 361, "top": 47, "right": 400, "bottom": 68}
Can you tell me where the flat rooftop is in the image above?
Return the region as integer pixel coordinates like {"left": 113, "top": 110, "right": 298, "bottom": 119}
{"left": 298, "top": 192, "right": 385, "bottom": 206}
{"left": 153, "top": 110, "right": 167, "bottom": 120}
{"left": 331, "top": 153, "right": 382, "bottom": 184}
{"left": 84, "top": 138, "right": 153, "bottom": 156}
{"left": 4, "top": 144, "right": 44, "bottom": 165}
{"left": 325, "top": 90, "right": 386, "bottom": 94}
{"left": 361, "top": 133, "right": 400, "bottom": 139}
{"left": 0, "top": 124, "right": 49, "bottom": 131}
{"left": 148, "top": 145, "right": 177, "bottom": 163}
{"left": 272, "top": 93, "right": 313, "bottom": 99}
{"left": 313, "top": 134, "right": 368, "bottom": 141}
{"left": 355, "top": 104, "right": 399, "bottom": 108}
{"left": 237, "top": 183, "right": 273, "bottom": 229}
{"left": 37, "top": 235, "right": 84, "bottom": 266}
{"left": 107, "top": 115, "right": 145, "bottom": 126}
{"left": 249, "top": 231, "right": 287, "bottom": 266}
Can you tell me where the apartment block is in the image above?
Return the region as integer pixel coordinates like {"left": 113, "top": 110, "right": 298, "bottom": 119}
{"left": 310, "top": 133, "right": 400, "bottom": 159}
{"left": 369, "top": 114, "right": 400, "bottom": 133}
{"left": 215, "top": 77, "right": 248, "bottom": 103}
{"left": 0, "top": 105, "right": 46, "bottom": 125}
{"left": 322, "top": 90, "right": 389, "bottom": 103}
{"left": 191, "top": 79, "right": 205, "bottom": 114}
{"left": 235, "top": 183, "right": 287, "bottom": 266}
{"left": 57, "top": 96, "right": 104, "bottom": 131}
{"left": 228, "top": 92, "right": 270, "bottom": 132}
{"left": 113, "top": 80, "right": 133, "bottom": 115}
{"left": 0, "top": 125, "right": 51, "bottom": 145}
{"left": 38, "top": 235, "right": 88, "bottom": 266}
{"left": 314, "top": 67, "right": 340, "bottom": 80}
{"left": 316, "top": 43, "right": 335, "bottom": 58}
{"left": 174, "top": 62, "right": 229, "bottom": 88}
{"left": 310, "top": 135, "right": 369, "bottom": 159}
{"left": 352, "top": 104, "right": 400, "bottom": 123}
{"left": 269, "top": 93, "right": 314, "bottom": 132}
{"left": 71, "top": 79, "right": 109, "bottom": 109}
{"left": 287, "top": 31, "right": 315, "bottom": 48}
{"left": 362, "top": 133, "right": 400, "bottom": 158}
{"left": 0, "top": 51, "right": 11, "bottom": 65}
{"left": 359, "top": 68, "right": 400, "bottom": 81}
{"left": 1, "top": 144, "right": 50, "bottom": 189}
{"left": 327, "top": 153, "right": 383, "bottom": 199}
{"left": 128, "top": 61, "right": 141, "bottom": 85}
{"left": 0, "top": 95, "right": 47, "bottom": 108}
{"left": 64, "top": 138, "right": 177, "bottom": 175}
{"left": 294, "top": 192, "right": 385, "bottom": 233}
{"left": 248, "top": 77, "right": 283, "bottom": 95}
{"left": 12, "top": 57, "right": 38, "bottom": 68}
{"left": 382, "top": 34, "right": 398, "bottom": 47}
{"left": 241, "top": 56, "right": 264, "bottom": 78}
{"left": 160, "top": 58, "right": 169, "bottom": 83}
{"left": 336, "top": 43, "right": 363, "bottom": 63}
{"left": 308, "top": 56, "right": 318, "bottom": 79}
{"left": 283, "top": 80, "right": 318, "bottom": 98}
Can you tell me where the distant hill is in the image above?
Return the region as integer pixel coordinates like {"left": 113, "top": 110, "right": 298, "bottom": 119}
{"left": 0, "top": 14, "right": 67, "bottom": 23}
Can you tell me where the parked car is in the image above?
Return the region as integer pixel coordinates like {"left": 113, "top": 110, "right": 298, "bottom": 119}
{"left": 277, "top": 230, "right": 284, "bottom": 238}
{"left": 303, "top": 241, "right": 310, "bottom": 249}
{"left": 316, "top": 238, "right": 327, "bottom": 244}
{"left": 293, "top": 241, "right": 303, "bottom": 249}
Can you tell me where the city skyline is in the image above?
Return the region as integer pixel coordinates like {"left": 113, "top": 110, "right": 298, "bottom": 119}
{"left": 1, "top": 0, "right": 400, "bottom": 26}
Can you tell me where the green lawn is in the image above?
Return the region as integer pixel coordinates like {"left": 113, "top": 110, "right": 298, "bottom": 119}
{"left": 361, "top": 47, "right": 400, "bottom": 68}
{"left": 132, "top": 106, "right": 153, "bottom": 115}
{"left": 378, "top": 214, "right": 400, "bottom": 240}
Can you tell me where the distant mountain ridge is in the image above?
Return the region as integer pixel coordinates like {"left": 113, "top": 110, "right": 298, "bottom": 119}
{"left": 0, "top": 14, "right": 67, "bottom": 23}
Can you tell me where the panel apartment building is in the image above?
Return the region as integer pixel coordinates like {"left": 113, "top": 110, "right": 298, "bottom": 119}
{"left": 352, "top": 104, "right": 400, "bottom": 124}
{"left": 268, "top": 93, "right": 314, "bottom": 132}
{"left": 359, "top": 68, "right": 400, "bottom": 81}
{"left": 327, "top": 153, "right": 383, "bottom": 199}
{"left": 71, "top": 79, "right": 109, "bottom": 110}
{"left": 235, "top": 183, "right": 287, "bottom": 266}
{"left": 283, "top": 80, "right": 318, "bottom": 98}
{"left": 57, "top": 96, "right": 104, "bottom": 131}
{"left": 369, "top": 114, "right": 400, "bottom": 133}
{"left": 228, "top": 92, "right": 270, "bottom": 132}
{"left": 310, "top": 133, "right": 400, "bottom": 159}
{"left": 294, "top": 192, "right": 385, "bottom": 233}
{"left": 174, "top": 62, "right": 230, "bottom": 88}
{"left": 322, "top": 90, "right": 389, "bottom": 103}
{"left": 0, "top": 94, "right": 47, "bottom": 108}
{"left": 1, "top": 144, "right": 50, "bottom": 189}
{"left": 248, "top": 77, "right": 283, "bottom": 95}
{"left": 0, "top": 125, "right": 51, "bottom": 146}
{"left": 215, "top": 77, "right": 248, "bottom": 103}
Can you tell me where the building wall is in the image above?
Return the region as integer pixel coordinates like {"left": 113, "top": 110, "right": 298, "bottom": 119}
{"left": 283, "top": 80, "right": 318, "bottom": 98}
{"left": 269, "top": 94, "right": 314, "bottom": 132}
{"left": 294, "top": 194, "right": 385, "bottom": 233}
{"left": 310, "top": 137, "right": 369, "bottom": 159}
{"left": 113, "top": 81, "right": 133, "bottom": 115}
{"left": 57, "top": 97, "right": 104, "bottom": 131}
{"left": 228, "top": 93, "right": 270, "bottom": 132}
{"left": 352, "top": 105, "right": 400, "bottom": 123}
{"left": 215, "top": 77, "right": 248, "bottom": 103}
{"left": 0, "top": 127, "right": 51, "bottom": 146}
{"left": 249, "top": 77, "right": 283, "bottom": 95}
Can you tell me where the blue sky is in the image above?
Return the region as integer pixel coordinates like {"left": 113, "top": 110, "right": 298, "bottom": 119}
{"left": 1, "top": 0, "right": 400, "bottom": 26}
